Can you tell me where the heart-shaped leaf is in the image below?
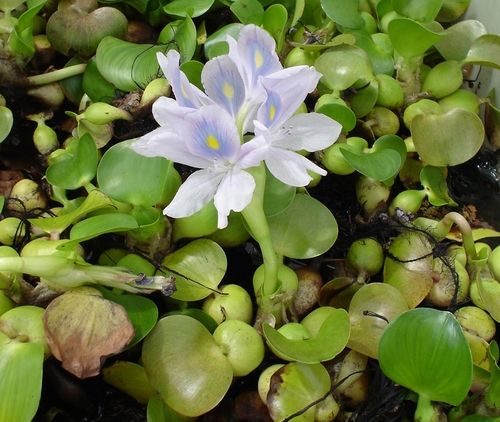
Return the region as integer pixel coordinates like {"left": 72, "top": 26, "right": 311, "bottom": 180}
{"left": 46, "top": 133, "right": 98, "bottom": 190}
{"left": 314, "top": 49, "right": 367, "bottom": 91}
{"left": 158, "top": 239, "right": 227, "bottom": 301}
{"left": 46, "top": 0, "right": 127, "bottom": 57}
{"left": 465, "top": 34, "right": 500, "bottom": 69}
{"left": 97, "top": 139, "right": 171, "bottom": 207}
{"left": 320, "top": 0, "right": 364, "bottom": 29}
{"left": 267, "top": 193, "right": 338, "bottom": 259}
{"left": 340, "top": 147, "right": 401, "bottom": 182}
{"left": 142, "top": 315, "right": 233, "bottom": 417}
{"left": 379, "top": 308, "right": 472, "bottom": 406}
{"left": 263, "top": 308, "right": 350, "bottom": 363}
{"left": 388, "top": 18, "right": 446, "bottom": 59}
{"left": 435, "top": 20, "right": 488, "bottom": 61}
{"left": 412, "top": 108, "right": 484, "bottom": 166}
{"left": 392, "top": 0, "right": 442, "bottom": 22}
{"left": 163, "top": 0, "right": 215, "bottom": 18}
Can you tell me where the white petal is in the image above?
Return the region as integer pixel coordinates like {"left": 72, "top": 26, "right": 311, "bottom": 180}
{"left": 213, "top": 168, "right": 255, "bottom": 228}
{"left": 164, "top": 169, "right": 224, "bottom": 218}
{"left": 265, "top": 147, "right": 326, "bottom": 187}
{"left": 237, "top": 135, "right": 269, "bottom": 169}
{"left": 157, "top": 51, "right": 212, "bottom": 109}
{"left": 271, "top": 113, "right": 342, "bottom": 152}
{"left": 202, "top": 55, "right": 246, "bottom": 120}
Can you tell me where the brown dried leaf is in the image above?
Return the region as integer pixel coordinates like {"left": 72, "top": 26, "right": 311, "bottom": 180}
{"left": 43, "top": 286, "right": 134, "bottom": 379}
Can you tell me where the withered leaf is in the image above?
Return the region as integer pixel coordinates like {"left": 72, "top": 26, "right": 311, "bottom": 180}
{"left": 43, "top": 286, "right": 135, "bottom": 379}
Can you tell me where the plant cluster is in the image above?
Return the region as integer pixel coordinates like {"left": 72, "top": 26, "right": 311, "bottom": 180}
{"left": 1, "top": 0, "right": 500, "bottom": 421}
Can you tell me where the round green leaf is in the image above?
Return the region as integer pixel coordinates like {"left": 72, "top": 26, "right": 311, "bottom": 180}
{"left": 320, "top": 0, "right": 364, "bottom": 29}
{"left": 315, "top": 50, "right": 367, "bottom": 91}
{"left": 158, "top": 239, "right": 227, "bottom": 301}
{"left": 267, "top": 362, "right": 331, "bottom": 422}
{"left": 163, "top": 0, "right": 215, "bottom": 18}
{"left": 412, "top": 108, "right": 484, "bottom": 167}
{"left": 392, "top": 0, "right": 442, "bottom": 22}
{"left": 388, "top": 18, "right": 446, "bottom": 59}
{"left": 316, "top": 103, "right": 357, "bottom": 133}
{"left": 142, "top": 315, "right": 233, "bottom": 417}
{"left": 348, "top": 79, "right": 379, "bottom": 118}
{"left": 263, "top": 168, "right": 296, "bottom": 217}
{"left": 340, "top": 147, "right": 401, "bottom": 182}
{"left": 147, "top": 394, "right": 197, "bottom": 422}
{"left": 82, "top": 56, "right": 118, "bottom": 104}
{"left": 268, "top": 193, "right": 338, "bottom": 259}
{"left": 204, "top": 23, "right": 243, "bottom": 59}
{"left": 0, "top": 336, "right": 44, "bottom": 422}
{"left": 263, "top": 307, "right": 350, "bottom": 363}
{"left": 46, "top": 132, "right": 98, "bottom": 190}
{"left": 435, "top": 20, "right": 488, "bottom": 61}
{"left": 97, "top": 139, "right": 171, "bottom": 207}
{"left": 0, "top": 106, "right": 13, "bottom": 144}
{"left": 379, "top": 308, "right": 472, "bottom": 406}
{"left": 465, "top": 34, "right": 500, "bottom": 70}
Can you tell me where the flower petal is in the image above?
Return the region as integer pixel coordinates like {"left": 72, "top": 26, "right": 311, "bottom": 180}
{"left": 269, "top": 113, "right": 342, "bottom": 152}
{"left": 164, "top": 169, "right": 224, "bottom": 218}
{"left": 183, "top": 105, "right": 241, "bottom": 163}
{"left": 259, "top": 66, "right": 322, "bottom": 130}
{"left": 265, "top": 147, "right": 326, "bottom": 187}
{"left": 157, "top": 50, "right": 212, "bottom": 109}
{"left": 227, "top": 24, "right": 282, "bottom": 98}
{"left": 202, "top": 55, "right": 246, "bottom": 120}
{"left": 213, "top": 168, "right": 255, "bottom": 228}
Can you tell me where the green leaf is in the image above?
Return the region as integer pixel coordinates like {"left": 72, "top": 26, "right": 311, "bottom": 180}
{"left": 465, "top": 34, "right": 500, "bottom": 70}
{"left": 263, "top": 168, "right": 296, "bottom": 217}
{"left": 147, "top": 394, "right": 197, "bottom": 422}
{"left": 348, "top": 79, "right": 379, "bottom": 118}
{"left": 163, "top": 0, "right": 215, "bottom": 18}
{"left": 97, "top": 139, "right": 171, "bottom": 207}
{"left": 314, "top": 49, "right": 367, "bottom": 91}
{"left": 231, "top": 0, "right": 264, "bottom": 25}
{"left": 158, "top": 16, "right": 197, "bottom": 62}
{"left": 204, "top": 23, "right": 243, "bottom": 59}
{"left": 0, "top": 337, "right": 44, "bottom": 422}
{"left": 45, "top": 133, "right": 98, "bottom": 190}
{"left": 82, "top": 56, "right": 118, "bottom": 104}
{"left": 263, "top": 308, "right": 350, "bottom": 363}
{"left": 96, "top": 37, "right": 167, "bottom": 92}
{"left": 28, "top": 189, "right": 114, "bottom": 235}
{"left": 411, "top": 108, "right": 484, "bottom": 167}
{"left": 142, "top": 315, "right": 233, "bottom": 417}
{"left": 158, "top": 239, "right": 227, "bottom": 301}
{"left": 262, "top": 4, "right": 288, "bottom": 51}
{"left": 420, "top": 165, "right": 458, "bottom": 206}
{"left": 347, "top": 29, "right": 395, "bottom": 76}
{"left": 267, "top": 362, "right": 331, "bottom": 421}
{"left": 379, "top": 308, "right": 472, "bottom": 406}
{"left": 267, "top": 193, "right": 338, "bottom": 259}
{"left": 0, "top": 106, "right": 13, "bottom": 144}
{"left": 392, "top": 0, "right": 442, "bottom": 22}
{"left": 388, "top": 18, "right": 446, "bottom": 59}
{"left": 316, "top": 103, "right": 357, "bottom": 133}
{"left": 320, "top": 0, "right": 364, "bottom": 29}
{"left": 485, "top": 340, "right": 500, "bottom": 408}
{"left": 340, "top": 146, "right": 401, "bottom": 182}
{"left": 68, "top": 213, "right": 139, "bottom": 244}
{"left": 435, "top": 20, "right": 488, "bottom": 61}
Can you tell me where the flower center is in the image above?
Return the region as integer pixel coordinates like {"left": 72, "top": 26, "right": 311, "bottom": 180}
{"left": 206, "top": 135, "right": 220, "bottom": 150}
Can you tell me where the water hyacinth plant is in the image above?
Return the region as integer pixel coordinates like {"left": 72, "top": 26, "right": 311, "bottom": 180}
{"left": 4, "top": 0, "right": 500, "bottom": 420}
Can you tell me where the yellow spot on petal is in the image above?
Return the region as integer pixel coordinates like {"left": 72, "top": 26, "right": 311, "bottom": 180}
{"left": 223, "top": 82, "right": 234, "bottom": 100}
{"left": 206, "top": 135, "right": 220, "bottom": 150}
{"left": 269, "top": 105, "right": 276, "bottom": 122}
{"left": 254, "top": 49, "right": 264, "bottom": 69}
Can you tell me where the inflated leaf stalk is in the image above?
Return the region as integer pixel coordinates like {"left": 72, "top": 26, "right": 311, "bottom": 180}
{"left": 379, "top": 308, "right": 472, "bottom": 422}
{"left": 46, "top": 0, "right": 128, "bottom": 57}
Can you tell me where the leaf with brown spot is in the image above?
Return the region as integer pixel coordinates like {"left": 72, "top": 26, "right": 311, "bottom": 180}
{"left": 43, "top": 286, "right": 135, "bottom": 379}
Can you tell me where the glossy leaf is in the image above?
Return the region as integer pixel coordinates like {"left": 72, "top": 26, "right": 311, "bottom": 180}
{"left": 0, "top": 335, "right": 44, "bottom": 422}
{"left": 349, "top": 79, "right": 379, "bottom": 118}
{"left": 142, "top": 315, "right": 233, "bottom": 417}
{"left": 97, "top": 139, "right": 171, "bottom": 207}
{"left": 102, "top": 361, "right": 155, "bottom": 404}
{"left": 379, "top": 308, "right": 472, "bottom": 406}
{"left": 158, "top": 239, "right": 227, "bottom": 301}
{"left": 267, "top": 362, "right": 331, "bottom": 422}
{"left": 314, "top": 49, "right": 367, "bottom": 91}
{"left": 262, "top": 4, "right": 288, "bottom": 51}
{"left": 320, "top": 0, "right": 364, "bottom": 29}
{"left": 96, "top": 37, "right": 167, "bottom": 92}
{"left": 231, "top": 0, "right": 264, "bottom": 25}
{"left": 45, "top": 133, "right": 98, "bottom": 190}
{"left": 392, "top": 0, "right": 442, "bottom": 22}
{"left": 412, "top": 108, "right": 484, "bottom": 167}
{"left": 316, "top": 103, "right": 357, "bottom": 133}
{"left": 204, "top": 23, "right": 243, "bottom": 59}
{"left": 158, "top": 16, "right": 197, "bottom": 63}
{"left": 435, "top": 20, "right": 488, "bottom": 61}
{"left": 347, "top": 29, "right": 395, "bottom": 76}
{"left": 465, "top": 34, "right": 500, "bottom": 69}
{"left": 163, "top": 0, "right": 215, "bottom": 18}
{"left": 263, "top": 167, "right": 296, "bottom": 217}
{"left": 388, "top": 18, "right": 445, "bottom": 59}
{"left": 340, "top": 146, "right": 401, "bottom": 182}
{"left": 68, "top": 213, "right": 139, "bottom": 244}
{"left": 263, "top": 307, "right": 350, "bottom": 363}
{"left": 348, "top": 283, "right": 409, "bottom": 359}
{"left": 147, "top": 394, "right": 197, "bottom": 422}
{"left": 0, "top": 106, "right": 13, "bottom": 144}
{"left": 83, "top": 56, "right": 119, "bottom": 104}
{"left": 267, "top": 193, "right": 338, "bottom": 259}
{"left": 28, "top": 189, "right": 114, "bottom": 235}
{"left": 420, "top": 165, "right": 458, "bottom": 206}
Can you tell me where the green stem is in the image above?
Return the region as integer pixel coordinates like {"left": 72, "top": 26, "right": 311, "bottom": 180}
{"left": 414, "top": 395, "right": 438, "bottom": 422}
{"left": 27, "top": 64, "right": 87, "bottom": 86}
{"left": 241, "top": 163, "right": 279, "bottom": 296}
{"left": 441, "top": 212, "right": 478, "bottom": 261}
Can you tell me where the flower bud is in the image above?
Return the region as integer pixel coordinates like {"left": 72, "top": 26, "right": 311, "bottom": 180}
{"left": 80, "top": 102, "right": 132, "bottom": 125}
